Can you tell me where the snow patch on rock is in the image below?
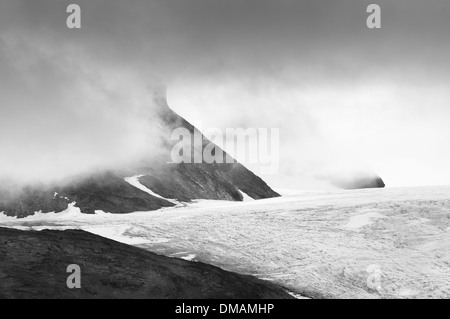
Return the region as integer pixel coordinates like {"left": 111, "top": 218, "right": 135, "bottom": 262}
{"left": 125, "top": 175, "right": 179, "bottom": 204}
{"left": 239, "top": 189, "right": 254, "bottom": 201}
{"left": 180, "top": 254, "right": 197, "bottom": 261}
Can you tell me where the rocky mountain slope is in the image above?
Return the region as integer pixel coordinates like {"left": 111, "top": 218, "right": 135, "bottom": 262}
{"left": 0, "top": 86, "right": 279, "bottom": 217}
{"left": 0, "top": 227, "right": 292, "bottom": 299}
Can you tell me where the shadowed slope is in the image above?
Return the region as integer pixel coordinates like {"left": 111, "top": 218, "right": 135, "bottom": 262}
{"left": 0, "top": 227, "right": 293, "bottom": 299}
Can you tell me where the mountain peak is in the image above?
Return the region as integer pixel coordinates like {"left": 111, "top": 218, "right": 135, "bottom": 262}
{"left": 0, "top": 85, "right": 280, "bottom": 217}
{"left": 149, "top": 83, "right": 168, "bottom": 108}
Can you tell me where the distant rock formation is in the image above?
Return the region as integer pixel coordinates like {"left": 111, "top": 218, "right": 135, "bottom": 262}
{"left": 329, "top": 173, "right": 386, "bottom": 190}
{"left": 0, "top": 227, "right": 293, "bottom": 299}
{"left": 0, "top": 86, "right": 280, "bottom": 217}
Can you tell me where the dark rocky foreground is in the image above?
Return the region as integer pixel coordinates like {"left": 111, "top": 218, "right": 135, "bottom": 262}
{"left": 0, "top": 227, "right": 293, "bottom": 299}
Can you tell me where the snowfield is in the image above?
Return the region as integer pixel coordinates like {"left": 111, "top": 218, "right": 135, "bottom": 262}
{"left": 1, "top": 186, "right": 450, "bottom": 299}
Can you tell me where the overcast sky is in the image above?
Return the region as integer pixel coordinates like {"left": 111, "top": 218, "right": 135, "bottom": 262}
{"left": 0, "top": 0, "right": 449, "bottom": 188}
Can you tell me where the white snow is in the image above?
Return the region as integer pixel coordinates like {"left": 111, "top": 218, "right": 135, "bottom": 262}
{"left": 1, "top": 185, "right": 450, "bottom": 299}
{"left": 82, "top": 225, "right": 155, "bottom": 245}
{"left": 0, "top": 202, "right": 82, "bottom": 222}
{"left": 239, "top": 189, "right": 254, "bottom": 201}
{"left": 124, "top": 175, "right": 179, "bottom": 204}
{"left": 344, "top": 211, "right": 386, "bottom": 230}
{"left": 287, "top": 291, "right": 310, "bottom": 299}
{"left": 180, "top": 254, "right": 197, "bottom": 261}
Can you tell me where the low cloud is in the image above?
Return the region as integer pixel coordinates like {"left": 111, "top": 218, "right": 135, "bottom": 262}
{"left": 1, "top": 0, "right": 449, "bottom": 188}
{"left": 0, "top": 35, "right": 164, "bottom": 183}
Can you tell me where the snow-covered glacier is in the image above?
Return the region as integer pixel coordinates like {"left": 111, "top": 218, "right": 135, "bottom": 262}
{"left": 2, "top": 186, "right": 449, "bottom": 299}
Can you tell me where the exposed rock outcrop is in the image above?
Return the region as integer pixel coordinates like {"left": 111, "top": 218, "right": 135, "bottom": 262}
{"left": 329, "top": 174, "right": 386, "bottom": 190}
